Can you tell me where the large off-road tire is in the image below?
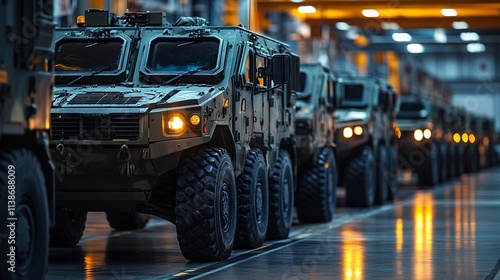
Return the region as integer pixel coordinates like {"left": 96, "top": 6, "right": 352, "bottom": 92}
{"left": 235, "top": 148, "right": 268, "bottom": 249}
{"left": 175, "top": 148, "right": 236, "bottom": 261}
{"left": 417, "top": 144, "right": 438, "bottom": 187}
{"left": 105, "top": 211, "right": 150, "bottom": 231}
{"left": 267, "top": 150, "right": 294, "bottom": 240}
{"left": 296, "top": 147, "right": 336, "bottom": 223}
{"left": 0, "top": 149, "right": 49, "bottom": 280}
{"left": 50, "top": 208, "right": 87, "bottom": 247}
{"left": 447, "top": 145, "right": 456, "bottom": 178}
{"left": 374, "top": 145, "right": 388, "bottom": 205}
{"left": 386, "top": 145, "right": 399, "bottom": 201}
{"left": 438, "top": 144, "right": 448, "bottom": 182}
{"left": 345, "top": 146, "right": 376, "bottom": 208}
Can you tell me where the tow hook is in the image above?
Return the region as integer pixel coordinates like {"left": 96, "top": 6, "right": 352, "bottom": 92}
{"left": 118, "top": 144, "right": 135, "bottom": 177}
{"left": 55, "top": 143, "right": 74, "bottom": 175}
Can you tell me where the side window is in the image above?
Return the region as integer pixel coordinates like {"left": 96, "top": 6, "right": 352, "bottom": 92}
{"left": 244, "top": 52, "right": 253, "bottom": 84}
{"left": 255, "top": 55, "right": 266, "bottom": 87}
{"left": 243, "top": 50, "right": 268, "bottom": 88}
{"left": 327, "top": 78, "right": 335, "bottom": 107}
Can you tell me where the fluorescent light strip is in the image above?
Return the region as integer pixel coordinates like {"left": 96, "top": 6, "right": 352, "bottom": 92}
{"left": 460, "top": 32, "right": 479, "bottom": 41}
{"left": 392, "top": 32, "right": 412, "bottom": 42}
{"left": 362, "top": 9, "right": 379, "bottom": 18}
{"left": 441, "top": 9, "right": 457, "bottom": 17}
{"left": 452, "top": 21, "right": 468, "bottom": 29}
{"left": 407, "top": 44, "right": 424, "bottom": 53}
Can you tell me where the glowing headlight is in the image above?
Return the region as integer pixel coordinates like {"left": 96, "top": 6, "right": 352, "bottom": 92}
{"left": 353, "top": 126, "right": 363, "bottom": 136}
{"left": 462, "top": 133, "right": 468, "bottom": 143}
{"left": 164, "top": 114, "right": 186, "bottom": 134}
{"left": 414, "top": 129, "right": 423, "bottom": 141}
{"left": 343, "top": 127, "right": 353, "bottom": 138}
{"left": 453, "top": 133, "right": 461, "bottom": 143}
{"left": 423, "top": 128, "right": 432, "bottom": 139}
{"left": 469, "top": 134, "right": 476, "bottom": 143}
{"left": 190, "top": 114, "right": 201, "bottom": 126}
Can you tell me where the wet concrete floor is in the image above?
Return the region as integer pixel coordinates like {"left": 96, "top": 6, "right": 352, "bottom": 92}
{"left": 47, "top": 167, "right": 500, "bottom": 279}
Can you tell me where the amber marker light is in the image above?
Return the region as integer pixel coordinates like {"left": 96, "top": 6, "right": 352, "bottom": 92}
{"left": 189, "top": 114, "right": 201, "bottom": 126}
{"left": 414, "top": 129, "right": 423, "bottom": 141}
{"left": 462, "top": 133, "right": 468, "bottom": 143}
{"left": 343, "top": 127, "right": 353, "bottom": 138}
{"left": 469, "top": 134, "right": 476, "bottom": 143}
{"left": 453, "top": 133, "right": 461, "bottom": 143}
{"left": 77, "top": 15, "right": 85, "bottom": 27}
{"left": 353, "top": 126, "right": 363, "bottom": 136}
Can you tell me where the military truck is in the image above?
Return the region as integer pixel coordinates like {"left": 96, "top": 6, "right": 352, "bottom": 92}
{"left": 294, "top": 63, "right": 338, "bottom": 223}
{"left": 0, "top": 0, "right": 54, "bottom": 279}
{"left": 335, "top": 76, "right": 398, "bottom": 207}
{"left": 396, "top": 96, "right": 451, "bottom": 187}
{"left": 49, "top": 10, "right": 299, "bottom": 261}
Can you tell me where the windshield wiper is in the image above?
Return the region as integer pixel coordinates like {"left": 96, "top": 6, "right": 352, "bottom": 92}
{"left": 162, "top": 66, "right": 207, "bottom": 86}
{"left": 66, "top": 66, "right": 113, "bottom": 86}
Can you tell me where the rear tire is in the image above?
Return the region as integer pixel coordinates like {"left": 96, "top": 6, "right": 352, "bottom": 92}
{"left": 50, "top": 208, "right": 87, "bottom": 247}
{"left": 345, "top": 146, "right": 376, "bottom": 208}
{"left": 235, "top": 148, "right": 269, "bottom": 248}
{"left": 387, "top": 145, "right": 398, "bottom": 201}
{"left": 0, "top": 149, "right": 49, "bottom": 280}
{"left": 105, "top": 212, "right": 150, "bottom": 231}
{"left": 267, "top": 150, "right": 294, "bottom": 240}
{"left": 374, "top": 145, "right": 388, "bottom": 205}
{"left": 417, "top": 144, "right": 438, "bottom": 187}
{"left": 175, "top": 148, "right": 236, "bottom": 261}
{"left": 296, "top": 147, "right": 336, "bottom": 223}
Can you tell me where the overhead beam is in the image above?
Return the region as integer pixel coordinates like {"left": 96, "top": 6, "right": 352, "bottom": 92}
{"left": 305, "top": 17, "right": 500, "bottom": 30}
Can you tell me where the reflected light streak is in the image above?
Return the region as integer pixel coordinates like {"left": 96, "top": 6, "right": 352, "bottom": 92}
{"left": 84, "top": 238, "right": 108, "bottom": 280}
{"left": 414, "top": 193, "right": 434, "bottom": 280}
{"left": 454, "top": 179, "right": 477, "bottom": 276}
{"left": 341, "top": 229, "right": 364, "bottom": 280}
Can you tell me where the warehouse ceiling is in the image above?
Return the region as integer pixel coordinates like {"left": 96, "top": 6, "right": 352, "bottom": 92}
{"left": 256, "top": 0, "right": 500, "bottom": 53}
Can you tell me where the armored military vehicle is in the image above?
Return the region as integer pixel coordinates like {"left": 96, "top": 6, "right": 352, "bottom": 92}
{"left": 0, "top": 0, "right": 54, "bottom": 279}
{"left": 396, "top": 96, "right": 451, "bottom": 186}
{"left": 335, "top": 76, "right": 398, "bottom": 207}
{"left": 294, "top": 63, "right": 338, "bottom": 223}
{"left": 49, "top": 10, "right": 299, "bottom": 261}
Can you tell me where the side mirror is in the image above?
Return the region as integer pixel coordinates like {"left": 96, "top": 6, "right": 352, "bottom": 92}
{"left": 271, "top": 54, "right": 290, "bottom": 84}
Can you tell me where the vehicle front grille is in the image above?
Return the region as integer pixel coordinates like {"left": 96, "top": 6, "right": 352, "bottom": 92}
{"left": 68, "top": 92, "right": 141, "bottom": 105}
{"left": 51, "top": 114, "right": 141, "bottom": 141}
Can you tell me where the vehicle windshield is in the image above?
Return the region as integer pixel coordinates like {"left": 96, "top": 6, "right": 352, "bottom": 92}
{"left": 54, "top": 38, "right": 125, "bottom": 84}
{"left": 339, "top": 83, "right": 366, "bottom": 108}
{"left": 55, "top": 39, "right": 124, "bottom": 73}
{"left": 397, "top": 101, "right": 428, "bottom": 119}
{"left": 143, "top": 37, "right": 222, "bottom": 84}
{"left": 147, "top": 38, "right": 219, "bottom": 72}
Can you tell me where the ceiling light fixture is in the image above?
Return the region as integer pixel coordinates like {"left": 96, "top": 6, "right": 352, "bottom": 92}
{"left": 452, "top": 21, "right": 468, "bottom": 29}
{"left": 407, "top": 44, "right": 424, "bottom": 53}
{"left": 434, "top": 28, "right": 447, "bottom": 43}
{"left": 460, "top": 32, "right": 480, "bottom": 41}
{"left": 392, "top": 32, "right": 412, "bottom": 42}
{"left": 336, "top": 22, "right": 350, "bottom": 31}
{"left": 298, "top": 5, "right": 316, "bottom": 14}
{"left": 441, "top": 9, "right": 457, "bottom": 17}
{"left": 362, "top": 9, "right": 379, "bottom": 18}
{"left": 290, "top": 0, "right": 305, "bottom": 2}
{"left": 381, "top": 22, "right": 400, "bottom": 30}
{"left": 467, "top": 43, "right": 485, "bottom": 53}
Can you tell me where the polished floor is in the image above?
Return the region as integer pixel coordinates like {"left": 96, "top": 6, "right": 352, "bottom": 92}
{"left": 47, "top": 168, "right": 500, "bottom": 280}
